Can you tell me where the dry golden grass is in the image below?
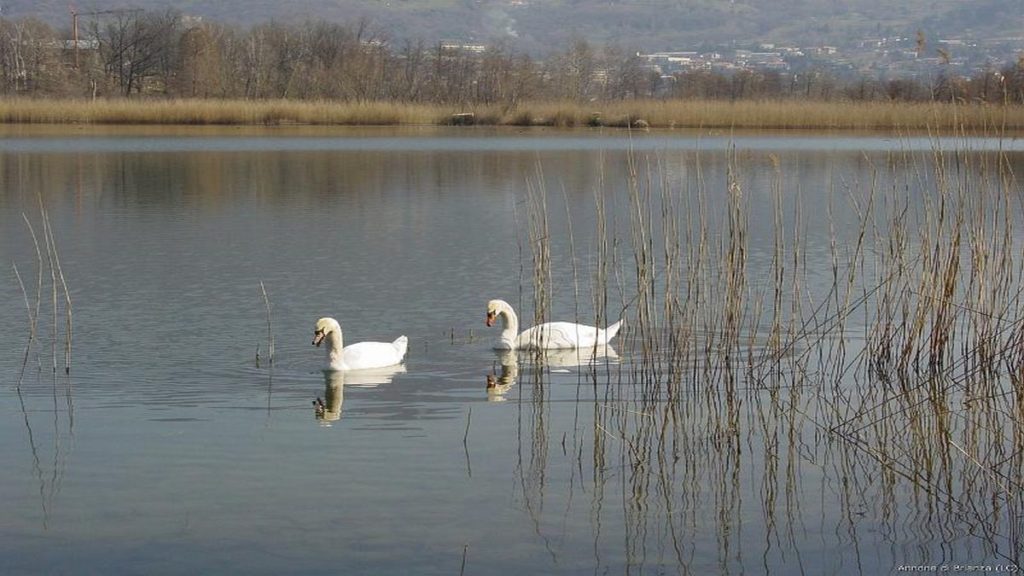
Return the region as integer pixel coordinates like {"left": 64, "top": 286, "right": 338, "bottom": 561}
{"left": 0, "top": 98, "right": 449, "bottom": 126}
{"left": 483, "top": 99, "right": 1024, "bottom": 131}
{"left": 1, "top": 97, "right": 1022, "bottom": 132}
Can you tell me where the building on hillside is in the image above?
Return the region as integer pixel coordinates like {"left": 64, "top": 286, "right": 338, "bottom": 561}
{"left": 440, "top": 41, "right": 487, "bottom": 54}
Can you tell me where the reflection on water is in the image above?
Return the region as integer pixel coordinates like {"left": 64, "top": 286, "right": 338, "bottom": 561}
{"left": 1, "top": 128, "right": 1023, "bottom": 574}
{"left": 486, "top": 351, "right": 518, "bottom": 401}
{"left": 313, "top": 366, "right": 407, "bottom": 423}
{"left": 12, "top": 371, "right": 75, "bottom": 532}
{"left": 486, "top": 346, "right": 619, "bottom": 401}
{"left": 531, "top": 344, "right": 618, "bottom": 368}
{"left": 313, "top": 371, "right": 344, "bottom": 423}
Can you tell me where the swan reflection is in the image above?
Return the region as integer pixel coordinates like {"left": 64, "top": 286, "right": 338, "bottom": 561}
{"left": 338, "top": 364, "right": 407, "bottom": 386}
{"left": 313, "top": 365, "right": 407, "bottom": 424}
{"left": 487, "top": 350, "right": 519, "bottom": 401}
{"left": 529, "top": 344, "right": 618, "bottom": 368}
{"left": 486, "top": 345, "right": 618, "bottom": 400}
{"left": 313, "top": 371, "right": 345, "bottom": 423}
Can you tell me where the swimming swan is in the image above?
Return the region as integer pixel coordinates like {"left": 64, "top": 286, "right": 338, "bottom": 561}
{"left": 312, "top": 317, "right": 408, "bottom": 371}
{"left": 485, "top": 299, "right": 622, "bottom": 350}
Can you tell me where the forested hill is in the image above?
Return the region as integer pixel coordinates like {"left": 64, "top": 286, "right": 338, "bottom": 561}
{"left": 7, "top": 0, "right": 1024, "bottom": 53}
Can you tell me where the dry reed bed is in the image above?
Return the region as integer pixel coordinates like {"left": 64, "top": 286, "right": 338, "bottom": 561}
{"left": 516, "top": 135, "right": 1024, "bottom": 565}
{"left": 0, "top": 98, "right": 444, "bottom": 126}
{"left": 501, "top": 99, "right": 1024, "bottom": 131}
{"left": 1, "top": 98, "right": 1024, "bottom": 131}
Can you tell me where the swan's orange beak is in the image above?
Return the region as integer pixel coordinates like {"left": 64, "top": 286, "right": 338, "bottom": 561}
{"left": 312, "top": 331, "right": 325, "bottom": 347}
{"left": 486, "top": 312, "right": 496, "bottom": 327}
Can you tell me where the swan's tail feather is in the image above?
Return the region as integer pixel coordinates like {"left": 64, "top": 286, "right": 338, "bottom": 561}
{"left": 600, "top": 319, "right": 624, "bottom": 344}
{"left": 393, "top": 335, "right": 409, "bottom": 359}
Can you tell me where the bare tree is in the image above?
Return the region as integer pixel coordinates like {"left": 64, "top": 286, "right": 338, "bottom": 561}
{"left": 428, "top": 42, "right": 480, "bottom": 104}
{"left": 476, "top": 44, "right": 515, "bottom": 104}
{"left": 885, "top": 77, "right": 930, "bottom": 102}
{"left": 257, "top": 21, "right": 310, "bottom": 98}
{"left": 552, "top": 37, "right": 596, "bottom": 101}
{"left": 92, "top": 9, "right": 181, "bottom": 96}
{"left": 1002, "top": 56, "right": 1024, "bottom": 103}
{"left": 175, "top": 23, "right": 227, "bottom": 98}
{"left": 603, "top": 46, "right": 653, "bottom": 99}
{"left": 0, "top": 18, "right": 62, "bottom": 95}
{"left": 395, "top": 40, "right": 428, "bottom": 101}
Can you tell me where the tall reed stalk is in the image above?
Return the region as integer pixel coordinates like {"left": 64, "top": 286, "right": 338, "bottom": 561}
{"left": 525, "top": 162, "right": 553, "bottom": 350}
{"left": 15, "top": 197, "right": 73, "bottom": 379}
{"left": 259, "top": 280, "right": 275, "bottom": 366}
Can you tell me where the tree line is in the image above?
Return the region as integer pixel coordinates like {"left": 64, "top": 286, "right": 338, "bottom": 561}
{"left": 1, "top": 10, "right": 1022, "bottom": 104}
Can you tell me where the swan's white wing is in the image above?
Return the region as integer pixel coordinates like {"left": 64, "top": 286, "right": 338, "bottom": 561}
{"left": 517, "top": 322, "right": 601, "bottom": 349}
{"left": 516, "top": 320, "right": 623, "bottom": 349}
{"left": 342, "top": 340, "right": 406, "bottom": 370}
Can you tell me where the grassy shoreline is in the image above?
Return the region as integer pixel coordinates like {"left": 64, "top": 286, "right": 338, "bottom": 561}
{"left": 1, "top": 97, "right": 1023, "bottom": 132}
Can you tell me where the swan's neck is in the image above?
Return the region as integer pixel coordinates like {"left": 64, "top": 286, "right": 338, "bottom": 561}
{"left": 326, "top": 330, "right": 345, "bottom": 368}
{"left": 498, "top": 306, "right": 519, "bottom": 349}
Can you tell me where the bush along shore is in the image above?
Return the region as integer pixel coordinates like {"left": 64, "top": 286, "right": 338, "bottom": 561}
{"left": 1, "top": 98, "right": 1023, "bottom": 132}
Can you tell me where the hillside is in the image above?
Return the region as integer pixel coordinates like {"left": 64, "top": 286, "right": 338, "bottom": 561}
{"left": 8, "top": 0, "right": 1024, "bottom": 54}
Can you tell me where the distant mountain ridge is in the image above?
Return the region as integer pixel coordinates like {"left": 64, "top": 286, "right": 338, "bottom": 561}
{"left": 7, "top": 0, "right": 1024, "bottom": 54}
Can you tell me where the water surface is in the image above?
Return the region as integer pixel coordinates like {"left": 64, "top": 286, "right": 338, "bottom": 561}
{"left": 1, "top": 126, "right": 1022, "bottom": 574}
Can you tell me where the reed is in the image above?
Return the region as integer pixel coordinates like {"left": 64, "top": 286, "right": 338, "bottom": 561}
{"left": 0, "top": 98, "right": 448, "bottom": 126}
{"left": 11, "top": 194, "right": 76, "bottom": 533}
{"left": 12, "top": 262, "right": 35, "bottom": 386}
{"left": 15, "top": 214, "right": 43, "bottom": 386}
{"left": 258, "top": 280, "right": 274, "bottom": 367}
{"left": 524, "top": 162, "right": 553, "bottom": 345}
{"left": 13, "top": 196, "right": 73, "bottom": 379}
{"left": 508, "top": 128, "right": 1024, "bottom": 570}
{"left": 2, "top": 97, "right": 1024, "bottom": 131}
{"left": 40, "top": 201, "right": 73, "bottom": 375}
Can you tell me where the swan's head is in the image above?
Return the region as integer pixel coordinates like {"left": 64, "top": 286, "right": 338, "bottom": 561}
{"left": 486, "top": 299, "right": 508, "bottom": 327}
{"left": 312, "top": 317, "right": 341, "bottom": 347}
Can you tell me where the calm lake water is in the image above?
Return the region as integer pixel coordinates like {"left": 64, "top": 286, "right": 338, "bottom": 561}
{"left": 1, "top": 126, "right": 1022, "bottom": 575}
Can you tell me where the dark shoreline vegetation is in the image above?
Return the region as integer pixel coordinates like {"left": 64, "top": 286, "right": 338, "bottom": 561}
{"left": 2, "top": 98, "right": 1024, "bottom": 131}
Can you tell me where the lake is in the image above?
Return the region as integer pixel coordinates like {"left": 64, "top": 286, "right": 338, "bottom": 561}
{"left": 1, "top": 125, "right": 1022, "bottom": 574}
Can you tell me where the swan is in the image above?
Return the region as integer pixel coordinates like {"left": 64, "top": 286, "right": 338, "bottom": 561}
{"left": 312, "top": 317, "right": 408, "bottom": 371}
{"left": 485, "top": 299, "right": 622, "bottom": 350}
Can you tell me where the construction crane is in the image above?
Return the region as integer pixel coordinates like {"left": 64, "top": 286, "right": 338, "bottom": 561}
{"left": 69, "top": 7, "right": 143, "bottom": 68}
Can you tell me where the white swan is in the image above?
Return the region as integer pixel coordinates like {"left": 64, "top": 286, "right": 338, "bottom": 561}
{"left": 312, "top": 317, "right": 408, "bottom": 371}
{"left": 485, "top": 299, "right": 622, "bottom": 350}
